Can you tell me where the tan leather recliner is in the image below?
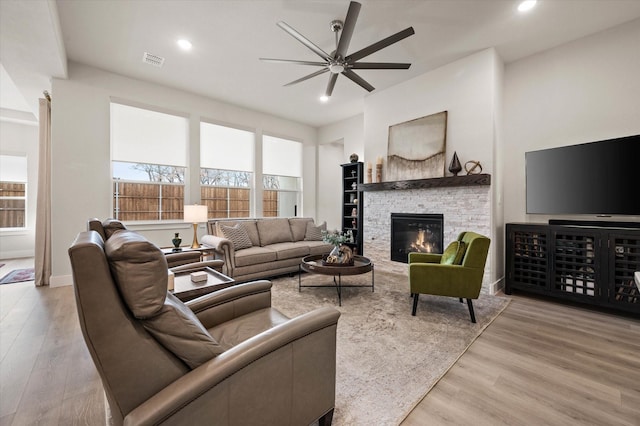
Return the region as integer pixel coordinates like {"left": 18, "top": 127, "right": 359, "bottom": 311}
{"left": 69, "top": 226, "right": 340, "bottom": 426}
{"left": 87, "top": 217, "right": 221, "bottom": 270}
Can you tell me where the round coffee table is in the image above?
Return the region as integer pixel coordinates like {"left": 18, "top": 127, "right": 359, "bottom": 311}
{"left": 299, "top": 254, "right": 374, "bottom": 306}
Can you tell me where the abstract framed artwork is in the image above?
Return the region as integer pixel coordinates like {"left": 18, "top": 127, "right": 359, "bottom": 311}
{"left": 386, "top": 111, "right": 447, "bottom": 181}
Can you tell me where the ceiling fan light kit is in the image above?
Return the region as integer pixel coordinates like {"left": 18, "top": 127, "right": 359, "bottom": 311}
{"left": 260, "top": 1, "right": 414, "bottom": 98}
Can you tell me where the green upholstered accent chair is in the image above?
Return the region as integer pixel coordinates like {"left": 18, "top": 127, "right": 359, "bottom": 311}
{"left": 409, "top": 231, "right": 490, "bottom": 323}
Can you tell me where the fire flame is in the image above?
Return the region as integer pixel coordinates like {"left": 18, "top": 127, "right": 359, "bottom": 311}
{"left": 409, "top": 229, "right": 434, "bottom": 253}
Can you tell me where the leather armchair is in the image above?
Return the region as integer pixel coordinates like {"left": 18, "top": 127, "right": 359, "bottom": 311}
{"left": 87, "top": 217, "right": 224, "bottom": 271}
{"left": 69, "top": 228, "right": 340, "bottom": 426}
{"left": 409, "top": 231, "right": 490, "bottom": 323}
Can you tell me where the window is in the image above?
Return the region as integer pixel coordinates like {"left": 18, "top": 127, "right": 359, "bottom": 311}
{"left": 263, "top": 135, "right": 302, "bottom": 217}
{"left": 111, "top": 103, "right": 188, "bottom": 221}
{"left": 112, "top": 161, "right": 185, "bottom": 221}
{"left": 0, "top": 155, "right": 27, "bottom": 228}
{"left": 200, "top": 122, "right": 254, "bottom": 218}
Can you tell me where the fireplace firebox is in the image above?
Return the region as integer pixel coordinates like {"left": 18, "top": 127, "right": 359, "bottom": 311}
{"left": 390, "top": 213, "right": 444, "bottom": 263}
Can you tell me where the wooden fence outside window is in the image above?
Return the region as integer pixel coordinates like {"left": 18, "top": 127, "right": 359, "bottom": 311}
{"left": 113, "top": 181, "right": 279, "bottom": 220}
{"left": 0, "top": 182, "right": 26, "bottom": 228}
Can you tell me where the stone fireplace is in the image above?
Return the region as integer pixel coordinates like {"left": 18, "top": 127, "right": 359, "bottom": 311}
{"left": 390, "top": 213, "right": 444, "bottom": 263}
{"left": 361, "top": 175, "right": 492, "bottom": 292}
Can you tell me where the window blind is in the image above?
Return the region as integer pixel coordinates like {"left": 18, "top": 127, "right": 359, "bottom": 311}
{"left": 200, "top": 122, "right": 254, "bottom": 171}
{"left": 263, "top": 135, "right": 302, "bottom": 177}
{"left": 111, "top": 103, "right": 188, "bottom": 167}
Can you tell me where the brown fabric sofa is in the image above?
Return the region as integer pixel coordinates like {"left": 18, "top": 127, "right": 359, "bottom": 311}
{"left": 202, "top": 217, "right": 332, "bottom": 283}
{"left": 69, "top": 224, "right": 340, "bottom": 426}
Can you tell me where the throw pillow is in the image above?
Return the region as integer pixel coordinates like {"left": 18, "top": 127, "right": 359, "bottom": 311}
{"left": 143, "top": 293, "right": 224, "bottom": 369}
{"left": 220, "top": 224, "right": 253, "bottom": 250}
{"left": 304, "top": 221, "right": 327, "bottom": 241}
{"left": 440, "top": 241, "right": 467, "bottom": 265}
{"left": 256, "top": 218, "right": 293, "bottom": 246}
{"left": 241, "top": 221, "right": 261, "bottom": 246}
{"left": 289, "top": 218, "right": 314, "bottom": 241}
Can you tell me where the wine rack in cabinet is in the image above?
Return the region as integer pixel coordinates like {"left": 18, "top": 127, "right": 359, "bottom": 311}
{"left": 506, "top": 222, "right": 639, "bottom": 315}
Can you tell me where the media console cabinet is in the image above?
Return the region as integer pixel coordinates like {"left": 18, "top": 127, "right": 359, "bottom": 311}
{"left": 506, "top": 221, "right": 640, "bottom": 315}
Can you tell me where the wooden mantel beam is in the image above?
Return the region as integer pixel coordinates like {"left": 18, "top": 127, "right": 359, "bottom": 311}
{"left": 359, "top": 173, "right": 491, "bottom": 192}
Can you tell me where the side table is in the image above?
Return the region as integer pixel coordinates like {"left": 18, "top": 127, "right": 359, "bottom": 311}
{"left": 161, "top": 245, "right": 216, "bottom": 260}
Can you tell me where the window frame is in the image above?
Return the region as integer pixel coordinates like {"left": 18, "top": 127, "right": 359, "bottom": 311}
{"left": 112, "top": 160, "right": 186, "bottom": 222}
{"left": 200, "top": 167, "right": 253, "bottom": 219}
{"left": 199, "top": 121, "right": 256, "bottom": 219}
{"left": 0, "top": 154, "right": 28, "bottom": 230}
{"left": 110, "top": 101, "right": 189, "bottom": 223}
{"left": 0, "top": 180, "right": 27, "bottom": 229}
{"left": 262, "top": 134, "right": 303, "bottom": 218}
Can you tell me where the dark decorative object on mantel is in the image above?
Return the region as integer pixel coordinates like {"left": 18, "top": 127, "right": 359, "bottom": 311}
{"left": 350, "top": 153, "right": 359, "bottom": 163}
{"left": 172, "top": 233, "right": 182, "bottom": 251}
{"left": 448, "top": 151, "right": 462, "bottom": 176}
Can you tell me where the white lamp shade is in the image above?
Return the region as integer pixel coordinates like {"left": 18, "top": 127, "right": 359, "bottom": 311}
{"left": 184, "top": 205, "right": 208, "bottom": 223}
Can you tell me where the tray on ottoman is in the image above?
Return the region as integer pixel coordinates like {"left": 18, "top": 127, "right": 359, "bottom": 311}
{"left": 171, "top": 266, "right": 235, "bottom": 302}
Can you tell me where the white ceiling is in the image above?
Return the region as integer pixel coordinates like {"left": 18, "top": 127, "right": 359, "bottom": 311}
{"left": 2, "top": 0, "right": 640, "bottom": 127}
{"left": 0, "top": 0, "right": 67, "bottom": 118}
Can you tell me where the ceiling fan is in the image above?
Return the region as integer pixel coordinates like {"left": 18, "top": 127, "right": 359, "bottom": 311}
{"left": 260, "top": 1, "right": 415, "bottom": 98}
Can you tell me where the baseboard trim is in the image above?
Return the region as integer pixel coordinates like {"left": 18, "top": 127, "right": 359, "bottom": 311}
{"left": 50, "top": 274, "right": 73, "bottom": 287}
{"left": 0, "top": 249, "right": 35, "bottom": 260}
{"left": 489, "top": 277, "right": 504, "bottom": 295}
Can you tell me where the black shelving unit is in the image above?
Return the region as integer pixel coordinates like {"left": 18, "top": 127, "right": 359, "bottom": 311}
{"left": 341, "top": 162, "right": 363, "bottom": 255}
{"left": 506, "top": 222, "right": 640, "bottom": 315}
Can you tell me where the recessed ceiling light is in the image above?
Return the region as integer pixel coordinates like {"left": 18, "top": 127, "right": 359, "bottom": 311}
{"left": 319, "top": 95, "right": 329, "bottom": 103}
{"left": 177, "top": 39, "right": 192, "bottom": 50}
{"left": 518, "top": 0, "right": 537, "bottom": 12}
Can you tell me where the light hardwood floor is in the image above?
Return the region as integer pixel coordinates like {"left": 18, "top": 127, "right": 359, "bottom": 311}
{"left": 401, "top": 293, "right": 640, "bottom": 426}
{"left": 1, "top": 258, "right": 639, "bottom": 425}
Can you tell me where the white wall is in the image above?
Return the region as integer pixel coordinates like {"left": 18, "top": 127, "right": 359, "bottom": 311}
{"left": 361, "top": 48, "right": 503, "bottom": 286}
{"left": 317, "top": 113, "right": 365, "bottom": 230}
{"left": 363, "top": 49, "right": 499, "bottom": 179}
{"left": 317, "top": 113, "right": 365, "bottom": 162}
{"left": 50, "top": 62, "right": 317, "bottom": 285}
{"left": 0, "top": 119, "right": 38, "bottom": 259}
{"left": 492, "top": 51, "right": 505, "bottom": 288}
{"left": 503, "top": 19, "right": 640, "bottom": 224}
{"left": 316, "top": 142, "right": 344, "bottom": 230}
{"left": 315, "top": 49, "right": 503, "bottom": 287}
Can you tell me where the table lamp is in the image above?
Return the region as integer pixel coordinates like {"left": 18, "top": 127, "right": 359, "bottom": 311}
{"left": 184, "top": 204, "right": 208, "bottom": 248}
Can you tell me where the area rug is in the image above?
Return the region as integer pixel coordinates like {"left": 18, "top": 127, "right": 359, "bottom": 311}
{"left": 0, "top": 268, "right": 35, "bottom": 284}
{"left": 270, "top": 270, "right": 510, "bottom": 426}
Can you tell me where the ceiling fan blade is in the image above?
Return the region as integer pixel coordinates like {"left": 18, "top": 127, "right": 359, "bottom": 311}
{"left": 284, "top": 68, "right": 329, "bottom": 87}
{"left": 325, "top": 73, "right": 339, "bottom": 97}
{"left": 260, "top": 58, "right": 327, "bottom": 66}
{"left": 336, "top": 1, "right": 361, "bottom": 59}
{"left": 346, "top": 27, "right": 415, "bottom": 63}
{"left": 342, "top": 69, "right": 375, "bottom": 92}
{"left": 277, "top": 21, "right": 332, "bottom": 62}
{"left": 350, "top": 62, "right": 411, "bottom": 69}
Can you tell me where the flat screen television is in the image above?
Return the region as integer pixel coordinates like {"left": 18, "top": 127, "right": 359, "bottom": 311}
{"left": 526, "top": 134, "right": 640, "bottom": 215}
